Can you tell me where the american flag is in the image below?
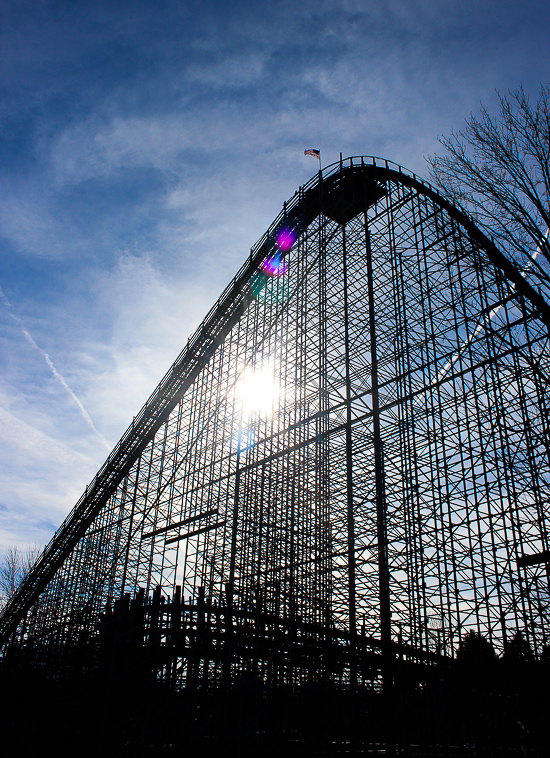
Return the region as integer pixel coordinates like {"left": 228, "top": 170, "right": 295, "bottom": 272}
{"left": 304, "top": 149, "right": 320, "bottom": 159}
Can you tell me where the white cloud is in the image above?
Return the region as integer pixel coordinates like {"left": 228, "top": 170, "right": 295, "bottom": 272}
{"left": 77, "top": 253, "right": 222, "bottom": 442}
{"left": 49, "top": 115, "right": 189, "bottom": 184}
{"left": 185, "top": 52, "right": 268, "bottom": 88}
{"left": 0, "top": 406, "right": 92, "bottom": 469}
{"left": 0, "top": 184, "right": 83, "bottom": 259}
{"left": 0, "top": 405, "right": 98, "bottom": 551}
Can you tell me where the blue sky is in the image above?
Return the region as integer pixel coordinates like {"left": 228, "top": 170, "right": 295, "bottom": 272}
{"left": 1, "top": 0, "right": 549, "bottom": 554}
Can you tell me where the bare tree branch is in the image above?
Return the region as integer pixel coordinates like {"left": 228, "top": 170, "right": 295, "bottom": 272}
{"left": 0, "top": 545, "right": 41, "bottom": 612}
{"left": 427, "top": 85, "right": 550, "bottom": 301}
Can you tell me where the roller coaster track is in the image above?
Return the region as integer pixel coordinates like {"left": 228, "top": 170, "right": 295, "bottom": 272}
{"left": 1, "top": 156, "right": 549, "bottom": 649}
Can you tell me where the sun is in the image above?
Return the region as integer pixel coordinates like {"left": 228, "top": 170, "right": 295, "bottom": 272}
{"left": 236, "top": 362, "right": 280, "bottom": 417}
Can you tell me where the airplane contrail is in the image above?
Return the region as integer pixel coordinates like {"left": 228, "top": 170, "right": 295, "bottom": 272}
{"left": 0, "top": 288, "right": 112, "bottom": 452}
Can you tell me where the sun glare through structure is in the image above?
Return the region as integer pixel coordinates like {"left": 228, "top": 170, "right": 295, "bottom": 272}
{"left": 236, "top": 362, "right": 280, "bottom": 417}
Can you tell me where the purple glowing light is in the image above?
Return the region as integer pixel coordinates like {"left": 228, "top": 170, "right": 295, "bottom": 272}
{"left": 276, "top": 228, "right": 295, "bottom": 252}
{"left": 259, "top": 254, "right": 288, "bottom": 278}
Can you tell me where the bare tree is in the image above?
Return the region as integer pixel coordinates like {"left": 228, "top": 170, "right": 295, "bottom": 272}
{"left": 427, "top": 85, "right": 550, "bottom": 300}
{"left": 0, "top": 545, "right": 41, "bottom": 612}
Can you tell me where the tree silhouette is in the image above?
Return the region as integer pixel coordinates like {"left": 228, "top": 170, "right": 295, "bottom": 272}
{"left": 457, "top": 630, "right": 497, "bottom": 661}
{"left": 427, "top": 85, "right": 550, "bottom": 300}
{"left": 0, "top": 545, "right": 40, "bottom": 612}
{"left": 503, "top": 630, "right": 535, "bottom": 665}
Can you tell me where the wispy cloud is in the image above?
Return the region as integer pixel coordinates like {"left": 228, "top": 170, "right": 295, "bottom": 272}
{"left": 0, "top": 185, "right": 81, "bottom": 259}
{"left": 0, "top": 288, "right": 111, "bottom": 451}
{"left": 185, "top": 52, "right": 268, "bottom": 88}
{"left": 0, "top": 405, "right": 96, "bottom": 551}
